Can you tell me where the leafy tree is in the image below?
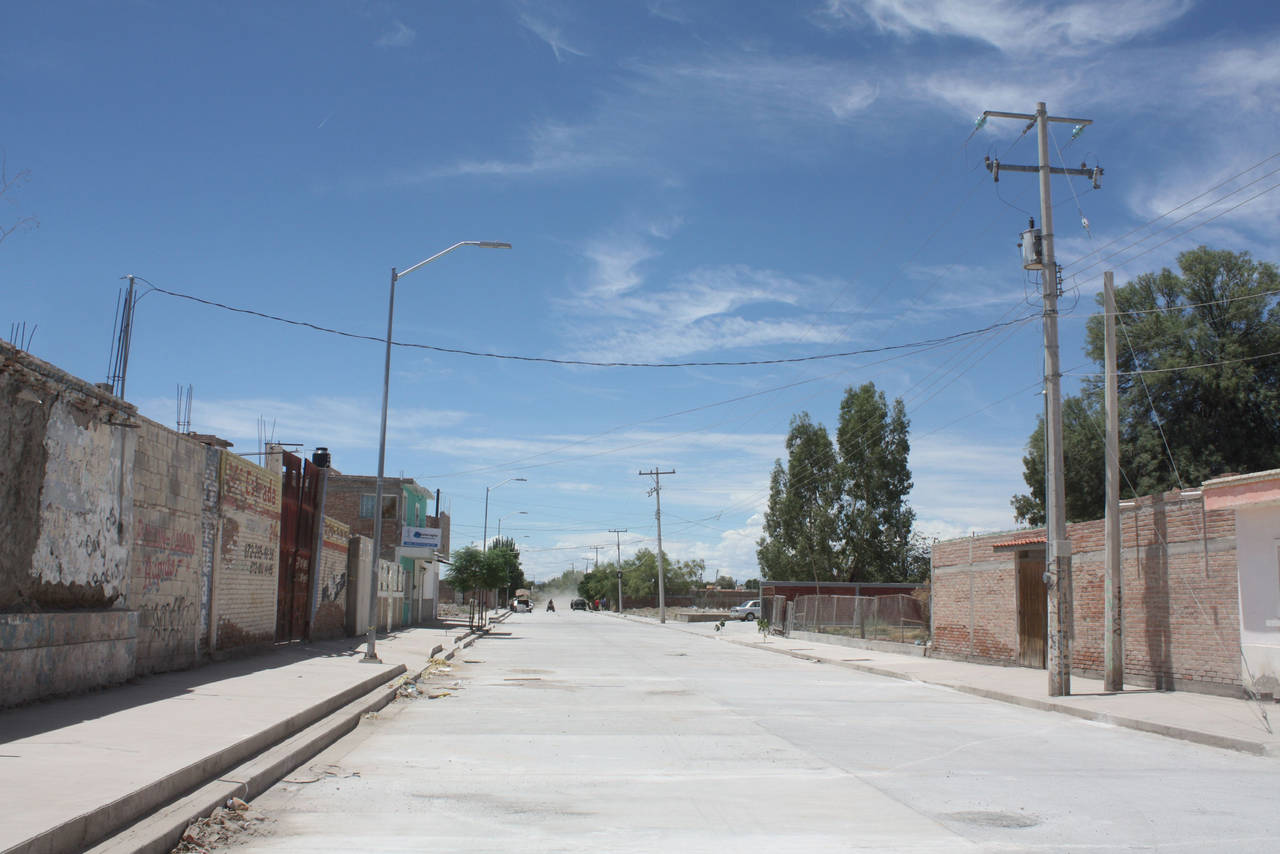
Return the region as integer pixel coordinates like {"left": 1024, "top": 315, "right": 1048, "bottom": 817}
{"left": 487, "top": 537, "right": 527, "bottom": 592}
{"left": 1011, "top": 395, "right": 1107, "bottom": 525}
{"left": 621, "top": 549, "right": 700, "bottom": 598}
{"left": 577, "top": 563, "right": 617, "bottom": 601}
{"left": 835, "top": 383, "right": 916, "bottom": 582}
{"left": 444, "top": 546, "right": 486, "bottom": 596}
{"left": 713, "top": 575, "right": 736, "bottom": 589}
{"left": 1013, "top": 247, "right": 1280, "bottom": 523}
{"left": 743, "top": 578, "right": 760, "bottom": 591}
{"left": 755, "top": 413, "right": 840, "bottom": 582}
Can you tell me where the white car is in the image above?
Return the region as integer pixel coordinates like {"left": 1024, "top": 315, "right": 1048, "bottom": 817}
{"left": 729, "top": 599, "right": 761, "bottom": 621}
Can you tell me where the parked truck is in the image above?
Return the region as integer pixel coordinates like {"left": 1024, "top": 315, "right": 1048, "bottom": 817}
{"left": 512, "top": 589, "right": 532, "bottom": 612}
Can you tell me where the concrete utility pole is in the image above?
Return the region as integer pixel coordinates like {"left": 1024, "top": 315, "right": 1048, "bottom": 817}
{"left": 1103, "top": 271, "right": 1124, "bottom": 691}
{"left": 639, "top": 468, "right": 675, "bottom": 623}
{"left": 982, "top": 102, "right": 1103, "bottom": 696}
{"left": 610, "top": 528, "right": 627, "bottom": 612}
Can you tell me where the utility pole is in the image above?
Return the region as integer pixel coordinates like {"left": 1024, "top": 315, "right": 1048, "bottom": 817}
{"left": 1103, "top": 271, "right": 1124, "bottom": 691}
{"left": 610, "top": 528, "right": 627, "bottom": 612}
{"left": 639, "top": 468, "right": 675, "bottom": 623}
{"left": 982, "top": 102, "right": 1103, "bottom": 697}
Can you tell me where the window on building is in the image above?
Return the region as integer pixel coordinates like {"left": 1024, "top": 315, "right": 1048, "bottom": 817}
{"left": 359, "top": 494, "right": 399, "bottom": 520}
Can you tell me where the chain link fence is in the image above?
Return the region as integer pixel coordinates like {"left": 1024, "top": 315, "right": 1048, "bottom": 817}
{"left": 788, "top": 594, "right": 927, "bottom": 644}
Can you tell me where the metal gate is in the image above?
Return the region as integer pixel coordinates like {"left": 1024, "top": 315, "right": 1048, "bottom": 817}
{"left": 276, "top": 452, "right": 320, "bottom": 642}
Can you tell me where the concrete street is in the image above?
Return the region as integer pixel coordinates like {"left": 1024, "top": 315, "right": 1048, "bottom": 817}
{"left": 245, "top": 613, "right": 1280, "bottom": 853}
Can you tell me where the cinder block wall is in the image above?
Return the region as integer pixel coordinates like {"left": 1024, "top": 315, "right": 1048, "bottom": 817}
{"left": 212, "top": 453, "right": 281, "bottom": 651}
{"left": 930, "top": 493, "right": 1242, "bottom": 694}
{"left": 129, "top": 417, "right": 207, "bottom": 673}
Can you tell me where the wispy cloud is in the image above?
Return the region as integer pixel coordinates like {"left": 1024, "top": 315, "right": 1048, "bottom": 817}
{"left": 375, "top": 20, "right": 416, "bottom": 49}
{"left": 520, "top": 13, "right": 587, "bottom": 62}
{"left": 818, "top": 0, "right": 1192, "bottom": 57}
{"left": 392, "top": 49, "right": 881, "bottom": 184}
{"left": 626, "top": 53, "right": 879, "bottom": 124}
{"left": 567, "top": 227, "right": 849, "bottom": 362}
{"left": 909, "top": 434, "right": 1028, "bottom": 536}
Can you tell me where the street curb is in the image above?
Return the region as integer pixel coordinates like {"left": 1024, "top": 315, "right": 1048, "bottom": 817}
{"left": 79, "top": 625, "right": 495, "bottom": 854}
{"left": 83, "top": 667, "right": 407, "bottom": 854}
{"left": 10, "top": 662, "right": 406, "bottom": 854}
{"left": 732, "top": 638, "right": 1276, "bottom": 758}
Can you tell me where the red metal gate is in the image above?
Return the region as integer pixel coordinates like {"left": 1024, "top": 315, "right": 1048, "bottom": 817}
{"left": 276, "top": 452, "right": 320, "bottom": 641}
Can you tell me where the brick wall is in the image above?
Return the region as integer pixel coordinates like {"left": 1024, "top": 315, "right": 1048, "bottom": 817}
{"left": 129, "top": 417, "right": 206, "bottom": 673}
{"left": 212, "top": 452, "right": 281, "bottom": 651}
{"left": 310, "top": 516, "right": 350, "bottom": 640}
{"left": 324, "top": 475, "right": 447, "bottom": 559}
{"left": 930, "top": 547, "right": 1019, "bottom": 663}
{"left": 930, "top": 491, "right": 1242, "bottom": 693}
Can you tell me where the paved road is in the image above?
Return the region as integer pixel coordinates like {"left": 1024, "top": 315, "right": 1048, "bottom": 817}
{"left": 245, "top": 613, "right": 1280, "bottom": 852}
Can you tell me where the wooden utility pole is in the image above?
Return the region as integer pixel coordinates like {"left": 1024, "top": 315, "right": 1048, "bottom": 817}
{"left": 982, "top": 102, "right": 1103, "bottom": 696}
{"left": 1103, "top": 271, "right": 1124, "bottom": 691}
{"left": 639, "top": 468, "right": 675, "bottom": 623}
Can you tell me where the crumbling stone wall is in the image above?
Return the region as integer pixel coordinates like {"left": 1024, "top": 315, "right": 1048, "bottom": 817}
{"left": 0, "top": 341, "right": 136, "bottom": 612}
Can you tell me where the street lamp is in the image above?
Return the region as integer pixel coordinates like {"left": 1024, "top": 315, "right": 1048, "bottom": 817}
{"left": 496, "top": 510, "right": 527, "bottom": 542}
{"left": 364, "top": 241, "right": 511, "bottom": 663}
{"left": 483, "top": 476, "right": 527, "bottom": 551}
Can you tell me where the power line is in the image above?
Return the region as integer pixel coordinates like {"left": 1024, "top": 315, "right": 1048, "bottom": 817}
{"left": 1062, "top": 169, "right": 1280, "bottom": 283}
{"left": 1074, "top": 287, "right": 1280, "bottom": 319}
{"left": 1060, "top": 150, "right": 1280, "bottom": 276}
{"left": 1063, "top": 348, "right": 1280, "bottom": 378}
{"left": 137, "top": 276, "right": 1036, "bottom": 369}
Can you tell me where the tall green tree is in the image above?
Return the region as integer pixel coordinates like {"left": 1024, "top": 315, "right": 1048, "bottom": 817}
{"left": 486, "top": 537, "right": 527, "bottom": 592}
{"left": 444, "top": 546, "right": 486, "bottom": 596}
{"left": 755, "top": 413, "right": 840, "bottom": 582}
{"left": 1013, "top": 247, "right": 1280, "bottom": 523}
{"left": 835, "top": 383, "right": 917, "bottom": 582}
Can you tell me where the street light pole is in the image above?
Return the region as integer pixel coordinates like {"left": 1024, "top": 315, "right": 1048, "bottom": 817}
{"left": 483, "top": 476, "right": 527, "bottom": 551}
{"left": 497, "top": 510, "right": 526, "bottom": 542}
{"left": 363, "top": 241, "right": 510, "bottom": 663}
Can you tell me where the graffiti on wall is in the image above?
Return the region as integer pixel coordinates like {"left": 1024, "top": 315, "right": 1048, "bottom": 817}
{"left": 215, "top": 453, "right": 281, "bottom": 645}
{"left": 135, "top": 518, "right": 198, "bottom": 594}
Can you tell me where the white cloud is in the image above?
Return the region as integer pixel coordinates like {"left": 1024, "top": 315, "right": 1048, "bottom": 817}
{"left": 394, "top": 50, "right": 882, "bottom": 184}
{"left": 375, "top": 20, "right": 416, "bottom": 48}
{"left": 520, "top": 13, "right": 587, "bottom": 62}
{"left": 551, "top": 482, "right": 603, "bottom": 493}
{"left": 567, "top": 226, "right": 851, "bottom": 362}
{"left": 909, "top": 434, "right": 1027, "bottom": 536}
{"left": 626, "top": 53, "right": 879, "bottom": 125}
{"left": 1199, "top": 46, "right": 1280, "bottom": 111}
{"left": 819, "top": 0, "right": 1192, "bottom": 57}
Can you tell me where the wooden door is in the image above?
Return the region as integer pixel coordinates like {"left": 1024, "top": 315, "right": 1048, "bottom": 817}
{"left": 1017, "top": 555, "right": 1047, "bottom": 668}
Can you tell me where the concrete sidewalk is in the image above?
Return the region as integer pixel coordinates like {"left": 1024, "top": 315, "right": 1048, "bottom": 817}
{"left": 624, "top": 613, "right": 1280, "bottom": 758}
{"left": 0, "top": 619, "right": 495, "bottom": 854}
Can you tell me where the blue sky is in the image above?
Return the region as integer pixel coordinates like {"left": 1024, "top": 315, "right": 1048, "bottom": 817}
{"left": 5, "top": 1, "right": 1279, "bottom": 583}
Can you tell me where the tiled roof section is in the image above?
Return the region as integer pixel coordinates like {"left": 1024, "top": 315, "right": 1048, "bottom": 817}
{"left": 991, "top": 533, "right": 1046, "bottom": 549}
